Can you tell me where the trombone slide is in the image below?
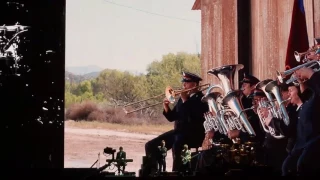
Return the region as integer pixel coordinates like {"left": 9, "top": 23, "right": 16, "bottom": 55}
{"left": 123, "top": 101, "right": 163, "bottom": 114}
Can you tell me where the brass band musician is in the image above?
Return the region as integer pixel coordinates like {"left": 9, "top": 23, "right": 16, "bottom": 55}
{"left": 145, "top": 71, "right": 209, "bottom": 172}
{"left": 228, "top": 74, "right": 265, "bottom": 146}
{"left": 251, "top": 88, "right": 289, "bottom": 174}
{"left": 282, "top": 66, "right": 320, "bottom": 176}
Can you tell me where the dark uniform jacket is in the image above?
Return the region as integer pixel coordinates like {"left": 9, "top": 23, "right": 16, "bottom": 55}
{"left": 239, "top": 95, "right": 266, "bottom": 145}
{"left": 268, "top": 103, "right": 298, "bottom": 152}
{"left": 116, "top": 151, "right": 126, "bottom": 166}
{"left": 157, "top": 146, "right": 167, "bottom": 160}
{"left": 294, "top": 71, "right": 320, "bottom": 150}
{"left": 163, "top": 91, "right": 209, "bottom": 140}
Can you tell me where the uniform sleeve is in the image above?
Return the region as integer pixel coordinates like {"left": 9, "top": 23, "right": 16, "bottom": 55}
{"left": 305, "top": 71, "right": 320, "bottom": 94}
{"left": 301, "top": 71, "right": 320, "bottom": 101}
{"left": 180, "top": 96, "right": 209, "bottom": 121}
{"left": 163, "top": 103, "right": 178, "bottom": 122}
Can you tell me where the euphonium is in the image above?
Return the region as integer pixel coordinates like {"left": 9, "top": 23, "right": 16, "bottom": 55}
{"left": 203, "top": 112, "right": 222, "bottom": 133}
{"left": 256, "top": 79, "right": 280, "bottom": 119}
{"left": 208, "top": 64, "right": 256, "bottom": 136}
{"left": 257, "top": 100, "right": 285, "bottom": 139}
{"left": 264, "top": 80, "right": 290, "bottom": 126}
{"left": 202, "top": 84, "right": 227, "bottom": 135}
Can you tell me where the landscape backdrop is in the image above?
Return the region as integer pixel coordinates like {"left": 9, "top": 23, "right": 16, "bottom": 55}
{"left": 65, "top": 52, "right": 201, "bottom": 127}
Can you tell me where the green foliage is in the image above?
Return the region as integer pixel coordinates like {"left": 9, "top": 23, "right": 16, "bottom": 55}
{"left": 65, "top": 52, "right": 201, "bottom": 116}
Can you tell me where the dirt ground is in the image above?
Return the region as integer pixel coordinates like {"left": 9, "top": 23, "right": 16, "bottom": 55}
{"left": 64, "top": 126, "right": 173, "bottom": 176}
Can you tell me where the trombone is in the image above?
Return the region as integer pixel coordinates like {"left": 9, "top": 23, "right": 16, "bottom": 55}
{"left": 122, "top": 83, "right": 210, "bottom": 114}
{"left": 122, "top": 84, "right": 210, "bottom": 114}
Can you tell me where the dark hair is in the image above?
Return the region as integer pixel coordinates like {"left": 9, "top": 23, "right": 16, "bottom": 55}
{"left": 288, "top": 84, "right": 302, "bottom": 100}
{"left": 279, "top": 83, "right": 289, "bottom": 92}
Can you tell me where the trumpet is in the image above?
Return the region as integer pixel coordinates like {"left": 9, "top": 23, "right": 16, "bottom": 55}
{"left": 122, "top": 83, "right": 210, "bottom": 114}
{"left": 285, "top": 74, "right": 302, "bottom": 85}
{"left": 276, "top": 60, "right": 320, "bottom": 83}
{"left": 294, "top": 44, "right": 320, "bottom": 62}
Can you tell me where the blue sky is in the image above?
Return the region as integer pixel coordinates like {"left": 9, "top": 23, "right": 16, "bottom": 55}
{"left": 66, "top": 0, "right": 201, "bottom": 73}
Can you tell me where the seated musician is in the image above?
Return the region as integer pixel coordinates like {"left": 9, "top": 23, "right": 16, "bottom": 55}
{"left": 116, "top": 146, "right": 126, "bottom": 174}
{"left": 145, "top": 71, "right": 209, "bottom": 172}
{"left": 197, "top": 129, "right": 232, "bottom": 173}
{"left": 281, "top": 65, "right": 320, "bottom": 176}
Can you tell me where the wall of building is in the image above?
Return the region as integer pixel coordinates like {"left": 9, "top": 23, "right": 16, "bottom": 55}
{"left": 193, "top": 0, "right": 320, "bottom": 85}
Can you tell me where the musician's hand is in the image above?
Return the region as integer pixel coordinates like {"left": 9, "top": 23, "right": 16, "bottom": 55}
{"left": 163, "top": 98, "right": 170, "bottom": 105}
{"left": 258, "top": 107, "right": 269, "bottom": 119}
{"left": 180, "top": 91, "right": 189, "bottom": 103}
{"left": 163, "top": 98, "right": 170, "bottom": 112}
{"left": 207, "top": 130, "right": 214, "bottom": 139}
{"left": 264, "top": 115, "right": 272, "bottom": 126}
{"left": 227, "top": 130, "right": 240, "bottom": 139}
{"left": 307, "top": 50, "right": 320, "bottom": 60}
{"left": 295, "top": 67, "right": 315, "bottom": 80}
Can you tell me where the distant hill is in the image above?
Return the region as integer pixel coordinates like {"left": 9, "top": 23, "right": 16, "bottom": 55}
{"left": 65, "top": 71, "right": 101, "bottom": 83}
{"left": 66, "top": 65, "right": 103, "bottom": 75}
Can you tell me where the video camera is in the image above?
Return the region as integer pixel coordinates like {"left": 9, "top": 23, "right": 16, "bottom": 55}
{"left": 104, "top": 147, "right": 116, "bottom": 160}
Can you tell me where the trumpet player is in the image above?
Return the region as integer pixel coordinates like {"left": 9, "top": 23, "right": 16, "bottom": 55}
{"left": 282, "top": 66, "right": 320, "bottom": 176}
{"left": 144, "top": 71, "right": 209, "bottom": 172}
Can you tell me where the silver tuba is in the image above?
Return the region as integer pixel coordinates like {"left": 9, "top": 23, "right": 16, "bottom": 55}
{"left": 256, "top": 79, "right": 280, "bottom": 119}
{"left": 207, "top": 64, "right": 256, "bottom": 136}
{"left": 264, "top": 80, "right": 290, "bottom": 126}
{"left": 254, "top": 80, "right": 286, "bottom": 139}
{"left": 202, "top": 84, "right": 227, "bottom": 135}
{"left": 257, "top": 100, "right": 285, "bottom": 139}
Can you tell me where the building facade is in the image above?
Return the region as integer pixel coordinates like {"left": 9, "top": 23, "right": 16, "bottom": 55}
{"left": 192, "top": 0, "right": 320, "bottom": 86}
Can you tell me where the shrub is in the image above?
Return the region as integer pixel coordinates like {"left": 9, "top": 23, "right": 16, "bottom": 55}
{"left": 65, "top": 101, "right": 172, "bottom": 126}
{"left": 65, "top": 100, "right": 98, "bottom": 121}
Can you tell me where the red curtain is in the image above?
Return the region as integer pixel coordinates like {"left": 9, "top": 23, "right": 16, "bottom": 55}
{"left": 285, "top": 0, "right": 309, "bottom": 70}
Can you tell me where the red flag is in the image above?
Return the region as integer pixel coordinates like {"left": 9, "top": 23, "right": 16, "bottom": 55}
{"left": 285, "top": 0, "right": 309, "bottom": 70}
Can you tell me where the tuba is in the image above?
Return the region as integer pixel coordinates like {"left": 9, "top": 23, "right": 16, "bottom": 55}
{"left": 202, "top": 84, "right": 227, "bottom": 135}
{"left": 207, "top": 64, "right": 256, "bottom": 136}
{"left": 264, "top": 80, "right": 290, "bottom": 126}
{"left": 255, "top": 80, "right": 286, "bottom": 139}
{"left": 256, "top": 79, "right": 280, "bottom": 119}
{"left": 256, "top": 100, "right": 285, "bottom": 139}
